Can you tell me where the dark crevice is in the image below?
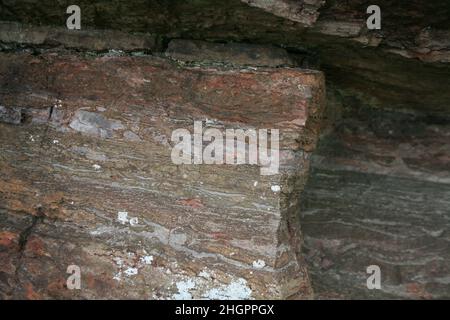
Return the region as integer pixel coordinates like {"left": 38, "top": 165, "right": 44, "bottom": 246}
{"left": 18, "top": 208, "right": 44, "bottom": 252}
{"left": 14, "top": 207, "right": 45, "bottom": 290}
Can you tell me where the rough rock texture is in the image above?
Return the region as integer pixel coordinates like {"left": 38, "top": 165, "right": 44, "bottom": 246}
{"left": 166, "top": 39, "right": 297, "bottom": 67}
{"left": 1, "top": 0, "right": 449, "bottom": 300}
{"left": 2, "top": 0, "right": 449, "bottom": 65}
{"left": 240, "top": 0, "right": 325, "bottom": 26}
{"left": 2, "top": 0, "right": 450, "bottom": 116}
{"left": 301, "top": 109, "right": 450, "bottom": 299}
{"left": 0, "top": 21, "right": 161, "bottom": 52}
{"left": 0, "top": 51, "right": 325, "bottom": 299}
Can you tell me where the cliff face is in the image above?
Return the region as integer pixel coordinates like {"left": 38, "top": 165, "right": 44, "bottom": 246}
{"left": 1, "top": 1, "right": 450, "bottom": 115}
{"left": 0, "top": 0, "right": 449, "bottom": 299}
{"left": 0, "top": 49, "right": 325, "bottom": 299}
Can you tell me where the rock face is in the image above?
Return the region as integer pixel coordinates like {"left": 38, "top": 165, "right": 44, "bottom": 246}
{"left": 240, "top": 0, "right": 325, "bottom": 26}
{"left": 2, "top": 1, "right": 450, "bottom": 116}
{"left": 0, "top": 21, "right": 160, "bottom": 52}
{"left": 166, "top": 40, "right": 297, "bottom": 67}
{"left": 301, "top": 109, "right": 450, "bottom": 299}
{"left": 0, "top": 51, "right": 325, "bottom": 299}
{"left": 1, "top": 0, "right": 449, "bottom": 300}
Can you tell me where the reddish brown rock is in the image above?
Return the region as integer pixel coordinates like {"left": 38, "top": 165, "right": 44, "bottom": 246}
{"left": 240, "top": 0, "right": 325, "bottom": 26}
{"left": 301, "top": 110, "right": 450, "bottom": 299}
{"left": 0, "top": 51, "right": 325, "bottom": 299}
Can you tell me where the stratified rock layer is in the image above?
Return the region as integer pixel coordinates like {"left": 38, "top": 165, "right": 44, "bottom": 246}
{"left": 240, "top": 0, "right": 324, "bottom": 26}
{"left": 0, "top": 51, "right": 325, "bottom": 299}
{"left": 166, "top": 39, "right": 297, "bottom": 67}
{"left": 301, "top": 110, "right": 450, "bottom": 299}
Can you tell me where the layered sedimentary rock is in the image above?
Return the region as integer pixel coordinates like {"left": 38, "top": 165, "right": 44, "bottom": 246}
{"left": 2, "top": 0, "right": 450, "bottom": 117}
{"left": 0, "top": 21, "right": 161, "bottom": 52}
{"left": 1, "top": 0, "right": 449, "bottom": 300}
{"left": 301, "top": 109, "right": 450, "bottom": 299}
{"left": 166, "top": 39, "right": 297, "bottom": 67}
{"left": 240, "top": 0, "right": 325, "bottom": 26}
{"left": 0, "top": 51, "right": 325, "bottom": 299}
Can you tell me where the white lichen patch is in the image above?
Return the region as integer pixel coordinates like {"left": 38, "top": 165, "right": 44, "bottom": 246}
{"left": 117, "top": 211, "right": 129, "bottom": 224}
{"left": 140, "top": 255, "right": 154, "bottom": 265}
{"left": 252, "top": 259, "right": 266, "bottom": 269}
{"left": 172, "top": 279, "right": 196, "bottom": 300}
{"left": 117, "top": 211, "right": 139, "bottom": 226}
{"left": 112, "top": 250, "right": 156, "bottom": 281}
{"left": 129, "top": 217, "right": 139, "bottom": 226}
{"left": 170, "top": 274, "right": 253, "bottom": 301}
{"left": 202, "top": 278, "right": 252, "bottom": 300}
{"left": 124, "top": 267, "right": 138, "bottom": 276}
{"left": 271, "top": 185, "right": 281, "bottom": 193}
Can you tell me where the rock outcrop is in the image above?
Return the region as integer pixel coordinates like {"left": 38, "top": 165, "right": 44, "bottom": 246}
{"left": 0, "top": 51, "right": 325, "bottom": 299}
{"left": 302, "top": 108, "right": 450, "bottom": 299}
{"left": 0, "top": 0, "right": 449, "bottom": 300}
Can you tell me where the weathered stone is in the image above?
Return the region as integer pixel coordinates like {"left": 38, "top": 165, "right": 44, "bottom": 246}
{"left": 2, "top": 1, "right": 450, "bottom": 115}
{"left": 0, "top": 21, "right": 160, "bottom": 52}
{"left": 69, "top": 110, "right": 124, "bottom": 139}
{"left": 387, "top": 28, "right": 450, "bottom": 63}
{"left": 0, "top": 105, "right": 22, "bottom": 124}
{"left": 301, "top": 109, "right": 450, "bottom": 299}
{"left": 0, "top": 51, "right": 325, "bottom": 299}
{"left": 311, "top": 20, "right": 364, "bottom": 38}
{"left": 240, "top": 0, "right": 325, "bottom": 26}
{"left": 166, "top": 40, "right": 296, "bottom": 67}
{"left": 1, "top": 0, "right": 449, "bottom": 301}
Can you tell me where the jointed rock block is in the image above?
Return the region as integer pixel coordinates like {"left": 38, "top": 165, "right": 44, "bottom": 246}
{"left": 0, "top": 52, "right": 325, "bottom": 299}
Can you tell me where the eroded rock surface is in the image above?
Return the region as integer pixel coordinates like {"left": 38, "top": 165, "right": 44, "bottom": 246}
{"left": 301, "top": 109, "right": 450, "bottom": 299}
{"left": 0, "top": 51, "right": 325, "bottom": 299}
{"left": 240, "top": 0, "right": 325, "bottom": 26}
{"left": 166, "top": 40, "right": 297, "bottom": 67}
{"left": 1, "top": 0, "right": 449, "bottom": 300}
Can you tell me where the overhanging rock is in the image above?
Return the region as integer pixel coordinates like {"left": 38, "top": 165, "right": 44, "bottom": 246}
{"left": 0, "top": 52, "right": 325, "bottom": 299}
{"left": 240, "top": 0, "right": 325, "bottom": 26}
